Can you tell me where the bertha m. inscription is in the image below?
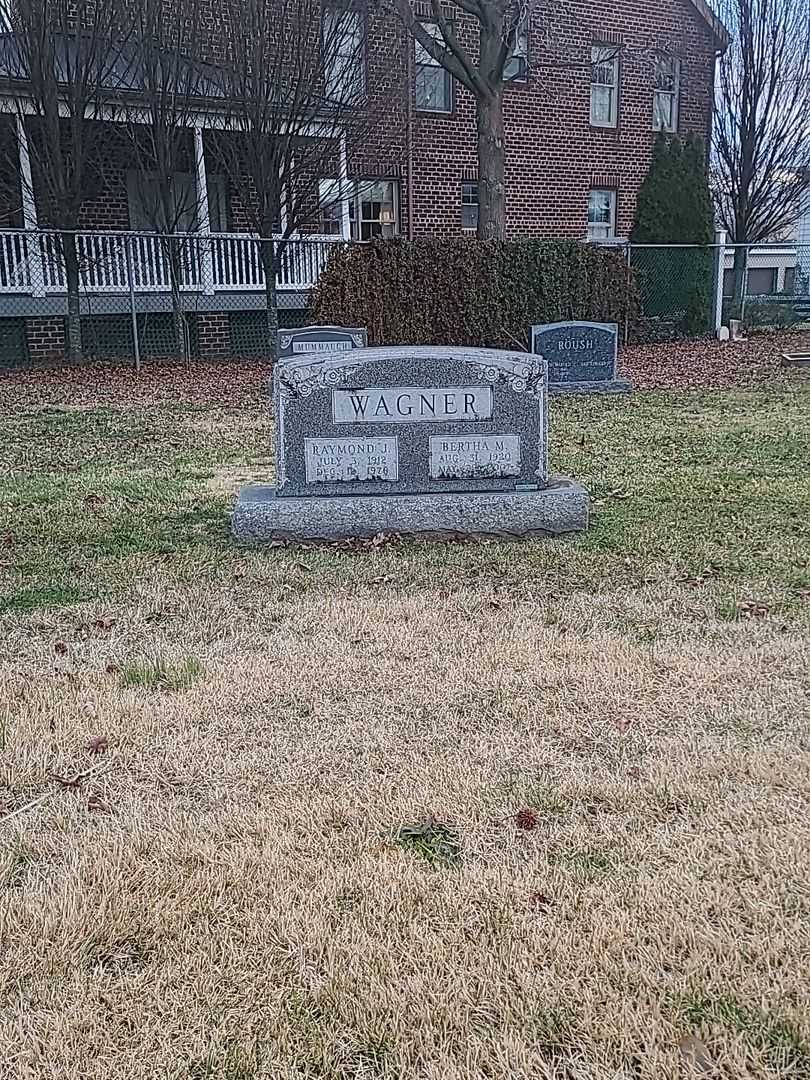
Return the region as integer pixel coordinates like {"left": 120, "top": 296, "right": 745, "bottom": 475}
{"left": 429, "top": 435, "right": 521, "bottom": 479}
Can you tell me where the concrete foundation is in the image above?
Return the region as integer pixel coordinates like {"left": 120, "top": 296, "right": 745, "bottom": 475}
{"left": 232, "top": 477, "right": 589, "bottom": 542}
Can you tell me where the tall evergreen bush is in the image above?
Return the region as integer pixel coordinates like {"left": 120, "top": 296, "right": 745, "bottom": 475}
{"left": 631, "top": 133, "right": 714, "bottom": 335}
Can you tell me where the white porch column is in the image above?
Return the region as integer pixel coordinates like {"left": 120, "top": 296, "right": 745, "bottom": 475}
{"left": 713, "top": 228, "right": 727, "bottom": 337}
{"left": 338, "top": 132, "right": 351, "bottom": 241}
{"left": 16, "top": 114, "right": 45, "bottom": 298}
{"left": 796, "top": 189, "right": 810, "bottom": 295}
{"left": 193, "top": 126, "right": 215, "bottom": 295}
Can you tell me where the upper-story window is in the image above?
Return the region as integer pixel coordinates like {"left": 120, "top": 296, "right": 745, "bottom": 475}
{"left": 591, "top": 45, "right": 619, "bottom": 127}
{"left": 323, "top": 9, "right": 365, "bottom": 105}
{"left": 415, "top": 23, "right": 453, "bottom": 113}
{"left": 653, "top": 55, "right": 680, "bottom": 131}
{"left": 504, "top": 19, "right": 528, "bottom": 81}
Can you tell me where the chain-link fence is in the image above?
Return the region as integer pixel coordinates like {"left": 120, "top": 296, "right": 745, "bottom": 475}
{"left": 0, "top": 229, "right": 344, "bottom": 369}
{"left": 602, "top": 240, "right": 810, "bottom": 343}
{"left": 2, "top": 230, "right": 809, "bottom": 368}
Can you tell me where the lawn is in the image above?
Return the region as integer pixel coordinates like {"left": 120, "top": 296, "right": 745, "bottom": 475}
{"left": 1, "top": 366, "right": 810, "bottom": 1079}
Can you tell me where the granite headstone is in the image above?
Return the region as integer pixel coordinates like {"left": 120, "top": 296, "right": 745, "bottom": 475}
{"left": 273, "top": 346, "right": 549, "bottom": 499}
{"left": 278, "top": 324, "right": 367, "bottom": 359}
{"left": 530, "top": 321, "right": 630, "bottom": 394}
{"left": 232, "top": 345, "right": 589, "bottom": 541}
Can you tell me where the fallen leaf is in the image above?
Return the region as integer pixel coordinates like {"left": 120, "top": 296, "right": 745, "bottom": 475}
{"left": 678, "top": 1033, "right": 713, "bottom": 1075}
{"left": 104, "top": 662, "right": 120, "bottom": 675}
{"left": 515, "top": 808, "right": 539, "bottom": 831}
{"left": 84, "top": 493, "right": 105, "bottom": 509}
{"left": 93, "top": 617, "right": 116, "bottom": 631}
{"left": 529, "top": 891, "right": 553, "bottom": 909}
{"left": 53, "top": 641, "right": 68, "bottom": 656}
{"left": 737, "top": 599, "right": 770, "bottom": 618}
{"left": 87, "top": 793, "right": 112, "bottom": 813}
{"left": 86, "top": 735, "right": 108, "bottom": 756}
{"left": 0, "top": 532, "right": 14, "bottom": 546}
{"left": 626, "top": 766, "right": 643, "bottom": 780}
{"left": 48, "top": 771, "right": 82, "bottom": 790}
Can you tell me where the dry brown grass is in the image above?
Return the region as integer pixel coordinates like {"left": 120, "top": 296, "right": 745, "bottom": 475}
{"left": 2, "top": 577, "right": 809, "bottom": 1079}
{"left": 1, "top": 379, "right": 809, "bottom": 1078}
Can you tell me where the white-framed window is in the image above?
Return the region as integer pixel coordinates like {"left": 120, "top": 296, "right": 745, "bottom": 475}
{"left": 415, "top": 23, "right": 453, "bottom": 113}
{"left": 653, "top": 55, "right": 680, "bottom": 132}
{"left": 461, "top": 181, "right": 479, "bottom": 230}
{"left": 504, "top": 19, "right": 528, "bottom": 81}
{"left": 127, "top": 171, "right": 226, "bottom": 232}
{"left": 319, "top": 179, "right": 399, "bottom": 241}
{"left": 587, "top": 189, "right": 616, "bottom": 240}
{"left": 323, "top": 8, "right": 365, "bottom": 105}
{"left": 590, "top": 45, "right": 619, "bottom": 128}
{"left": 318, "top": 179, "right": 349, "bottom": 235}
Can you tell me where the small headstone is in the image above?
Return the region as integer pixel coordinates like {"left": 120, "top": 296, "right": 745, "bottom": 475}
{"left": 278, "top": 325, "right": 367, "bottom": 359}
{"left": 530, "top": 321, "right": 630, "bottom": 395}
{"left": 232, "top": 345, "right": 589, "bottom": 541}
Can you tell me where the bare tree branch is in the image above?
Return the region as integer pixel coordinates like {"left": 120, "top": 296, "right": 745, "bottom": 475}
{"left": 713, "top": 0, "right": 810, "bottom": 248}
{"left": 0, "top": 0, "right": 134, "bottom": 359}
{"left": 207, "top": 0, "right": 403, "bottom": 361}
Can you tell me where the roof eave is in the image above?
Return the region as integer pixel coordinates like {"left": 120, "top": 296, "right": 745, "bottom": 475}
{"left": 691, "top": 0, "right": 731, "bottom": 51}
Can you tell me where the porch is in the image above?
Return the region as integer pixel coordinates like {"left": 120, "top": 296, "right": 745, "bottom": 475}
{"left": 0, "top": 229, "right": 343, "bottom": 316}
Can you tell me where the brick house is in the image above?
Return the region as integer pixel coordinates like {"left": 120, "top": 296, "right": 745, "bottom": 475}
{"left": 0, "top": 0, "right": 726, "bottom": 365}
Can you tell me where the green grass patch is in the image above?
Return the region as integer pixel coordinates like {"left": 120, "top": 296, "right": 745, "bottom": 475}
{"left": 119, "top": 654, "right": 204, "bottom": 691}
{"left": 1, "top": 386, "right": 809, "bottom": 620}
{"left": 394, "top": 820, "right": 462, "bottom": 867}
{"left": 547, "top": 847, "right": 614, "bottom": 880}
{"left": 0, "top": 583, "right": 86, "bottom": 614}
{"left": 674, "top": 992, "right": 810, "bottom": 1074}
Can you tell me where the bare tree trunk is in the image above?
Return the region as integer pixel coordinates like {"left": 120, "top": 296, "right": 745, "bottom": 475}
{"left": 260, "top": 236, "right": 279, "bottom": 365}
{"left": 165, "top": 236, "right": 189, "bottom": 364}
{"left": 476, "top": 93, "right": 506, "bottom": 241}
{"left": 732, "top": 241, "right": 748, "bottom": 303}
{"left": 62, "top": 234, "right": 83, "bottom": 362}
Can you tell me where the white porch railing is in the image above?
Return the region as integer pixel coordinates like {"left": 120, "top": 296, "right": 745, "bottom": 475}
{"left": 0, "top": 230, "right": 344, "bottom": 296}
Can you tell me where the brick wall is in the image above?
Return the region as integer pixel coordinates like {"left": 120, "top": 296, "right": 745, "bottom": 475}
{"left": 21, "top": 0, "right": 717, "bottom": 243}
{"left": 399, "top": 0, "right": 718, "bottom": 240}
{"left": 197, "top": 312, "right": 230, "bottom": 358}
{"left": 25, "top": 316, "right": 66, "bottom": 363}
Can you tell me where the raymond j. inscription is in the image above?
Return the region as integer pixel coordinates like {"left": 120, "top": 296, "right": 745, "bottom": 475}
{"left": 429, "top": 435, "right": 521, "bottom": 480}
{"left": 304, "top": 437, "right": 398, "bottom": 483}
{"left": 332, "top": 386, "right": 492, "bottom": 424}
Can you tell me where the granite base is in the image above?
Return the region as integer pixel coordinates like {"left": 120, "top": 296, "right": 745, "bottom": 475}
{"left": 549, "top": 378, "right": 632, "bottom": 396}
{"left": 232, "top": 477, "right": 589, "bottom": 542}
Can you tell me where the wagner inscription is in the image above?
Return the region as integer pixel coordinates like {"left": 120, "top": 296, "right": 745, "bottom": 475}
{"left": 304, "top": 437, "right": 398, "bottom": 483}
{"left": 429, "top": 435, "right": 521, "bottom": 480}
{"left": 332, "top": 386, "right": 493, "bottom": 424}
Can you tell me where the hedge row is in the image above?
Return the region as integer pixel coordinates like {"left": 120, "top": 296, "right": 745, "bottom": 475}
{"left": 310, "top": 237, "right": 639, "bottom": 348}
